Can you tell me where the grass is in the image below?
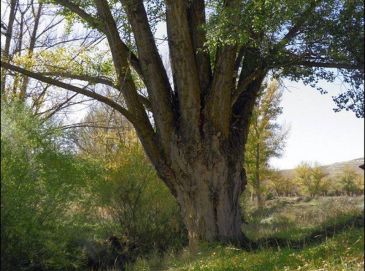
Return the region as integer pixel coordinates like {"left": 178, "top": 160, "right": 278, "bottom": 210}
{"left": 127, "top": 228, "right": 364, "bottom": 271}
{"left": 126, "top": 196, "right": 364, "bottom": 271}
{"left": 243, "top": 196, "right": 364, "bottom": 241}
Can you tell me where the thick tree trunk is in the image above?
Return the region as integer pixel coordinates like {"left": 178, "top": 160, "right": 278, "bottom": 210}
{"left": 175, "top": 167, "right": 245, "bottom": 246}
{"left": 167, "top": 138, "right": 247, "bottom": 247}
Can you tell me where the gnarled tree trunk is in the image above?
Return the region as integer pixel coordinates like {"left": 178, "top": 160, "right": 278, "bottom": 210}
{"left": 152, "top": 127, "right": 255, "bottom": 246}
{"left": 177, "top": 177, "right": 244, "bottom": 246}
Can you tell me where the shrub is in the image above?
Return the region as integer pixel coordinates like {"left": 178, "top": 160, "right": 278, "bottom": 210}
{"left": 1, "top": 102, "right": 103, "bottom": 270}
{"left": 96, "top": 141, "right": 187, "bottom": 260}
{"left": 75, "top": 105, "right": 188, "bottom": 260}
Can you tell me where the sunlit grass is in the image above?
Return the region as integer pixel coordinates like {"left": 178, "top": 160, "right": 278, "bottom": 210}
{"left": 127, "top": 227, "right": 363, "bottom": 271}
{"left": 244, "top": 196, "right": 364, "bottom": 241}
{"left": 126, "top": 196, "right": 364, "bottom": 271}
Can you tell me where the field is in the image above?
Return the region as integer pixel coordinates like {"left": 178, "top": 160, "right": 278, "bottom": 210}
{"left": 127, "top": 196, "right": 364, "bottom": 271}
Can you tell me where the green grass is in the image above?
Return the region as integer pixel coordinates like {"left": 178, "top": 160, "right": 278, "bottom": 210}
{"left": 243, "top": 196, "right": 364, "bottom": 241}
{"left": 126, "top": 196, "right": 364, "bottom": 271}
{"left": 128, "top": 227, "right": 364, "bottom": 271}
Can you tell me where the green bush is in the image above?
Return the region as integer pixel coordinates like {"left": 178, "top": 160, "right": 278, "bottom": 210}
{"left": 1, "top": 102, "right": 103, "bottom": 270}
{"left": 1, "top": 102, "right": 186, "bottom": 270}
{"left": 96, "top": 141, "right": 187, "bottom": 259}
{"left": 74, "top": 105, "right": 188, "bottom": 261}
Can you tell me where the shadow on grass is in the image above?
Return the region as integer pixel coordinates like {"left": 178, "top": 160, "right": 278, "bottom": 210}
{"left": 244, "top": 214, "right": 364, "bottom": 251}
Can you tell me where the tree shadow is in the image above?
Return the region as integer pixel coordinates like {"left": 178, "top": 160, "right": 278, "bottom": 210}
{"left": 243, "top": 214, "right": 364, "bottom": 251}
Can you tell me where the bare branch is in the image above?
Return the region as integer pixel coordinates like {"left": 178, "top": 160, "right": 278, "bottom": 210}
{"left": 38, "top": 71, "right": 152, "bottom": 110}
{"left": 39, "top": 93, "right": 79, "bottom": 122}
{"left": 54, "top": 0, "right": 143, "bottom": 78}
{"left": 1, "top": 61, "right": 136, "bottom": 123}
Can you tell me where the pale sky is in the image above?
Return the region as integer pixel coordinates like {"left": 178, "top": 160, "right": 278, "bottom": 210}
{"left": 269, "top": 80, "right": 364, "bottom": 169}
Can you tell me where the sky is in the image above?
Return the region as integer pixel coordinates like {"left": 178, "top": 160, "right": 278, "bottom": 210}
{"left": 269, "top": 80, "right": 364, "bottom": 169}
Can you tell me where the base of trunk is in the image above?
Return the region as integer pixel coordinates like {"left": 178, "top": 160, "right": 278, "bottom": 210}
{"left": 174, "top": 161, "right": 247, "bottom": 247}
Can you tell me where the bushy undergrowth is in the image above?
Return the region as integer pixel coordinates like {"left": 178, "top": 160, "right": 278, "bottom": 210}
{"left": 1, "top": 102, "right": 186, "bottom": 270}
{"left": 1, "top": 102, "right": 106, "bottom": 270}
{"left": 2, "top": 102, "right": 363, "bottom": 271}
{"left": 93, "top": 142, "right": 187, "bottom": 263}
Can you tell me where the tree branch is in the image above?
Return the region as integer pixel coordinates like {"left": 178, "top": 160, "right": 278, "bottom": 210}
{"left": 93, "top": 0, "right": 173, "bottom": 187}
{"left": 39, "top": 93, "right": 79, "bottom": 122}
{"left": 205, "top": 46, "right": 237, "bottom": 137}
{"left": 231, "top": 69, "right": 263, "bottom": 106}
{"left": 39, "top": 71, "right": 152, "bottom": 109}
{"left": 1, "top": 61, "right": 135, "bottom": 123}
{"left": 40, "top": 72, "right": 115, "bottom": 87}
{"left": 54, "top": 0, "right": 144, "bottom": 78}
{"left": 187, "top": 0, "right": 211, "bottom": 98}
{"left": 205, "top": 0, "right": 240, "bottom": 138}
{"left": 274, "top": 0, "right": 318, "bottom": 49}
{"left": 1, "top": 0, "right": 17, "bottom": 93}
{"left": 166, "top": 0, "right": 201, "bottom": 140}
{"left": 93, "top": 0, "right": 149, "bottom": 120}
{"left": 230, "top": 75, "right": 266, "bottom": 158}
{"left": 121, "top": 0, "right": 175, "bottom": 149}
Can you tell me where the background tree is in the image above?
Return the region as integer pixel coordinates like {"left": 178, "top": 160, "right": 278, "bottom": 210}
{"left": 1, "top": 0, "right": 364, "bottom": 245}
{"left": 295, "top": 163, "right": 328, "bottom": 197}
{"left": 245, "top": 79, "right": 287, "bottom": 208}
{"left": 338, "top": 166, "right": 364, "bottom": 196}
{"left": 267, "top": 170, "right": 298, "bottom": 197}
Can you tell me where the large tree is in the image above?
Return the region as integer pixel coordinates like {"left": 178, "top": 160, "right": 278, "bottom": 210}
{"left": 1, "top": 0, "right": 364, "bottom": 246}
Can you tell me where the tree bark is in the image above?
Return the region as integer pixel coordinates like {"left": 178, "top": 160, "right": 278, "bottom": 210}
{"left": 166, "top": 135, "right": 247, "bottom": 247}
{"left": 1, "top": 0, "right": 17, "bottom": 95}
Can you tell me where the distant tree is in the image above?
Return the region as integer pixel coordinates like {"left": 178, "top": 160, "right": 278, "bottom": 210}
{"left": 338, "top": 166, "right": 363, "bottom": 196}
{"left": 268, "top": 170, "right": 298, "bottom": 197}
{"left": 295, "top": 162, "right": 328, "bottom": 197}
{"left": 73, "top": 103, "right": 135, "bottom": 160}
{"left": 354, "top": 175, "right": 365, "bottom": 195}
{"left": 245, "top": 79, "right": 287, "bottom": 208}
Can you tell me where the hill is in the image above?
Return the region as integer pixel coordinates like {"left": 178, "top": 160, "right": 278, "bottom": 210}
{"left": 280, "top": 157, "right": 364, "bottom": 179}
